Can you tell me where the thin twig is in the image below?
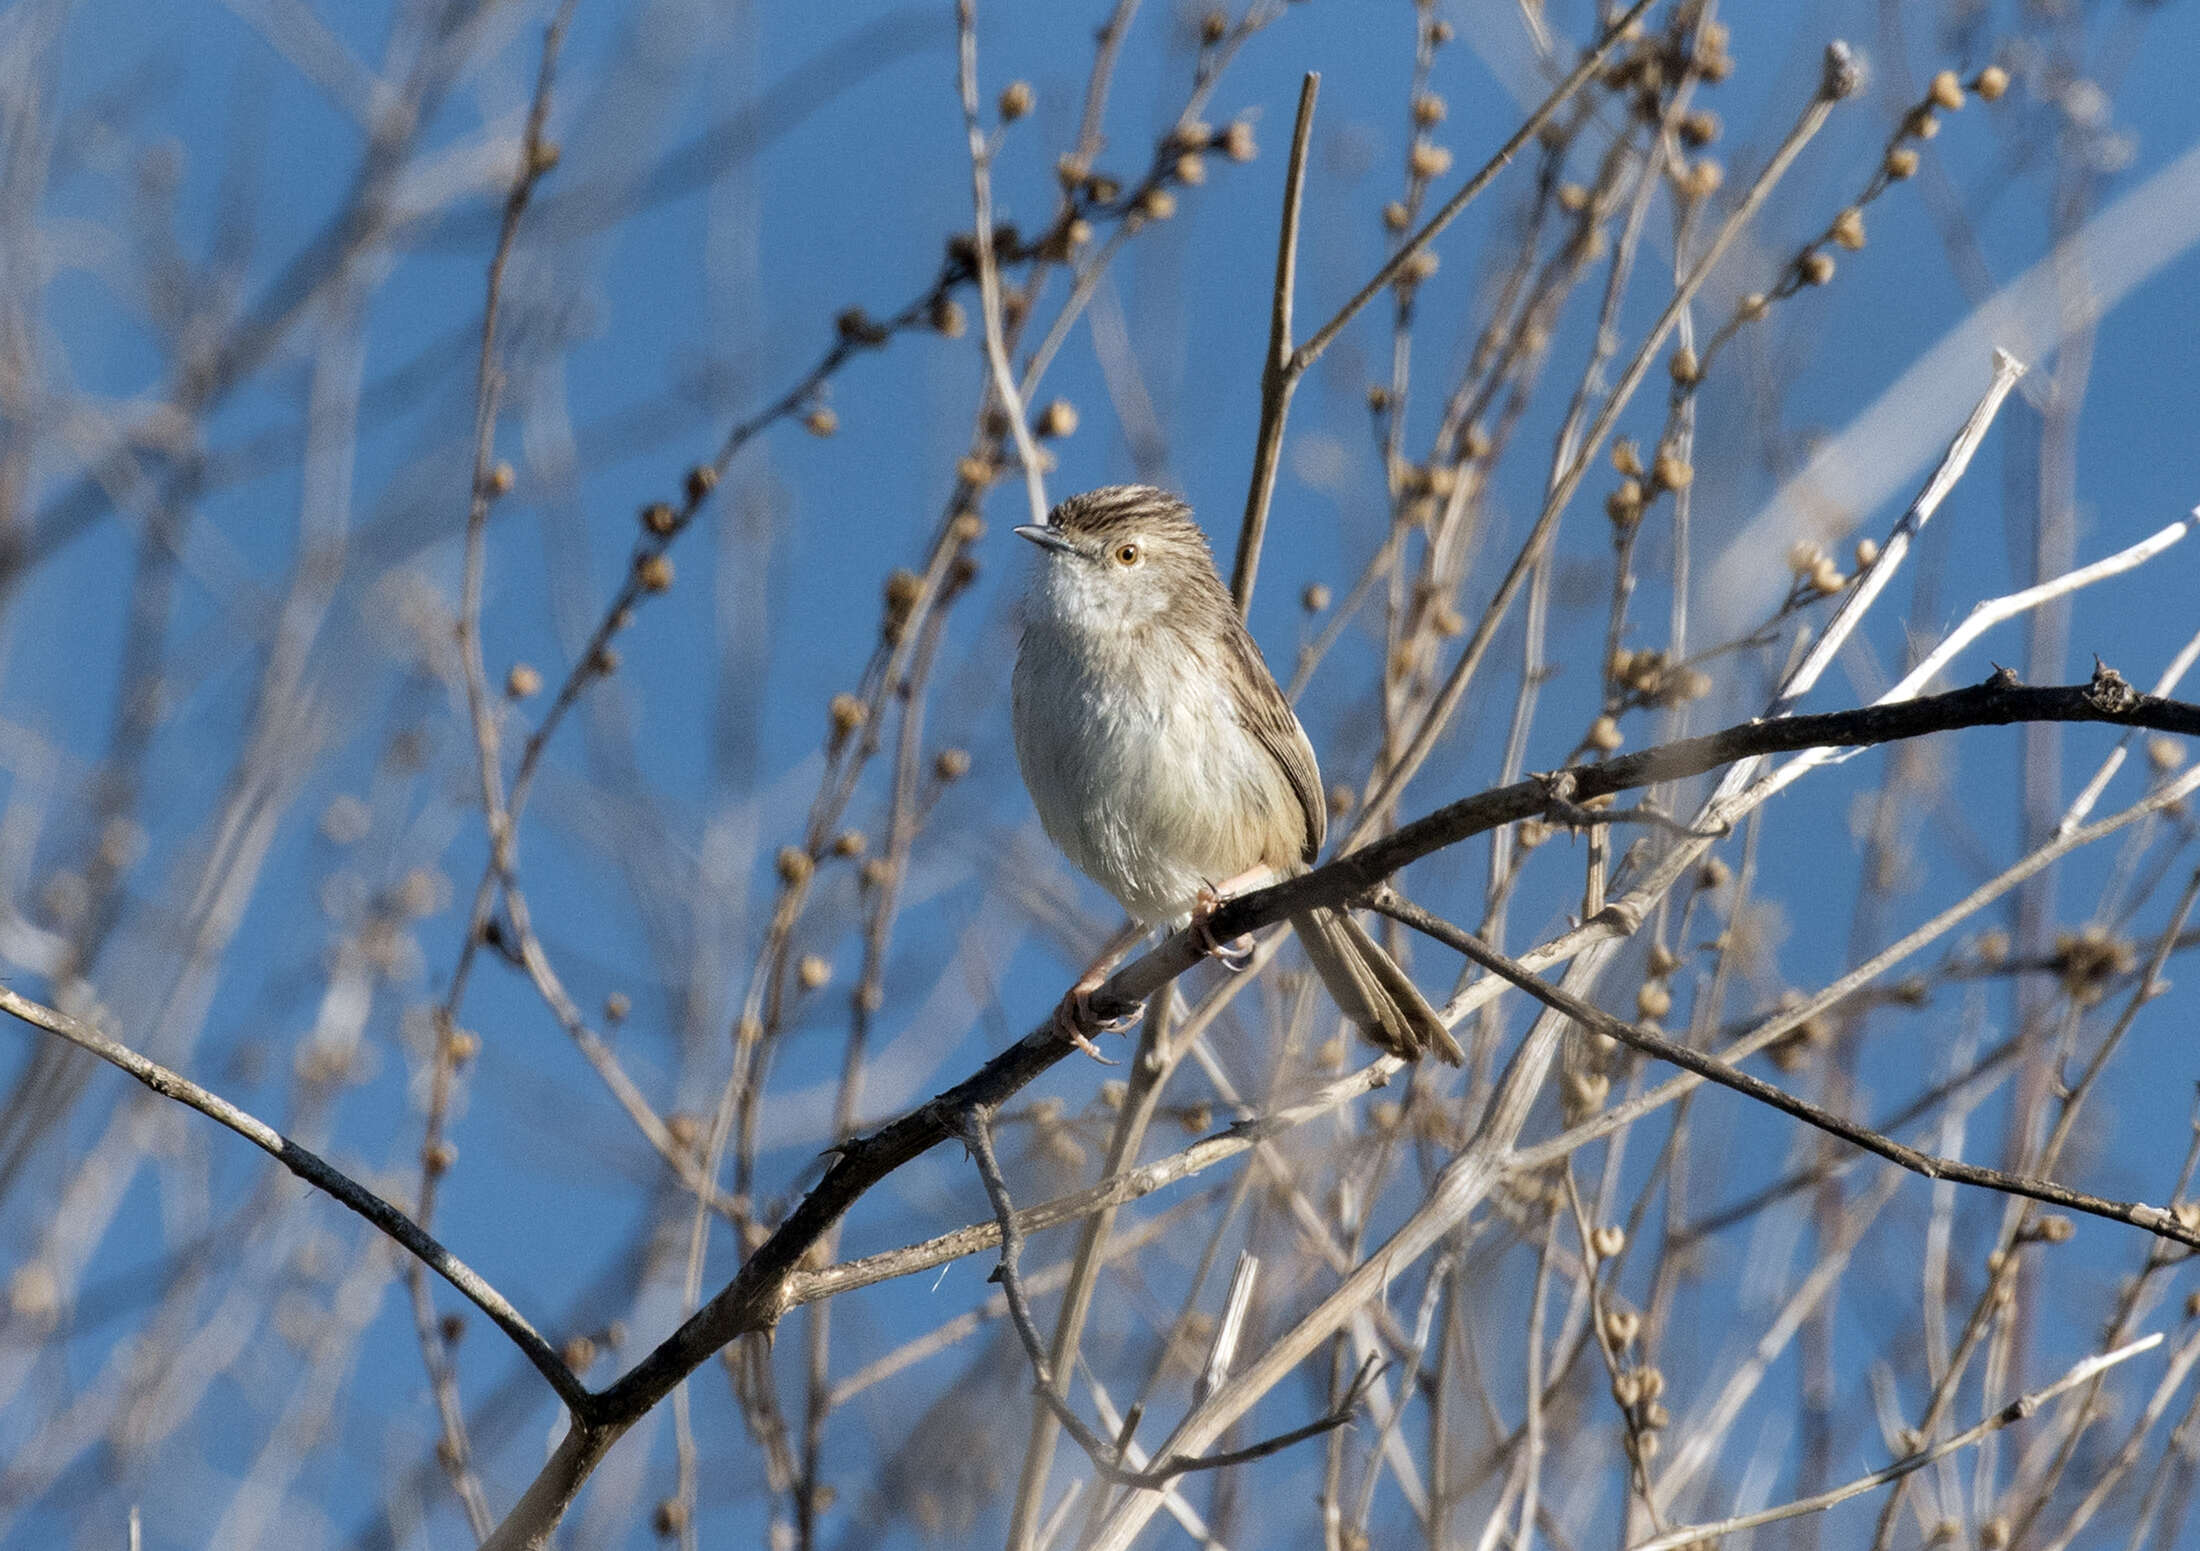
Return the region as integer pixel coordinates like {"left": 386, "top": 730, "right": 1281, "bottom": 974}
{"left": 1631, "top": 1334, "right": 2166, "bottom": 1550}
{"left": 0, "top": 985, "right": 586, "bottom": 1411}
{"left": 1230, "top": 71, "right": 1317, "bottom": 614}
{"left": 958, "top": 0, "right": 1049, "bottom": 528}
{"left": 1374, "top": 898, "right": 2200, "bottom": 1251}
{"left": 956, "top": 1105, "right": 1376, "bottom": 1488}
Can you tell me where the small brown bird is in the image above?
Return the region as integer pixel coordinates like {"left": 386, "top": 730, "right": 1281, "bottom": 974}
{"left": 1012, "top": 484, "right": 1461, "bottom": 1064}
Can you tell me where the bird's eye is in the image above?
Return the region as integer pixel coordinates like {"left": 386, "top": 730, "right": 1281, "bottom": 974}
{"left": 1114, "top": 542, "right": 1140, "bottom": 566}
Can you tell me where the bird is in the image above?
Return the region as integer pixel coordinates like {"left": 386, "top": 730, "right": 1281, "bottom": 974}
{"left": 1010, "top": 484, "right": 1462, "bottom": 1064}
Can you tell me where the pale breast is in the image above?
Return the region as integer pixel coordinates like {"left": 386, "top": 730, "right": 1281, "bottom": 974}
{"left": 1013, "top": 620, "right": 1307, "bottom": 925}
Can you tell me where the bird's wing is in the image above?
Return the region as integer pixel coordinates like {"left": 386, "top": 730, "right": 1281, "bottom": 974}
{"left": 1222, "top": 621, "right": 1326, "bottom": 862}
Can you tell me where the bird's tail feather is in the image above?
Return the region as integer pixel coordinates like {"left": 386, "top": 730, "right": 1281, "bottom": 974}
{"left": 1292, "top": 906, "right": 1463, "bottom": 1065}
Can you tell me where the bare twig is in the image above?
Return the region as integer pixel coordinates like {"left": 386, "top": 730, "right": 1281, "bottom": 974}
{"left": 1229, "top": 71, "right": 1317, "bottom": 614}
{"left": 0, "top": 986, "right": 586, "bottom": 1412}
{"left": 1372, "top": 898, "right": 2200, "bottom": 1252}
{"left": 956, "top": 1105, "right": 1376, "bottom": 1488}
{"left": 1632, "top": 1334, "right": 2166, "bottom": 1550}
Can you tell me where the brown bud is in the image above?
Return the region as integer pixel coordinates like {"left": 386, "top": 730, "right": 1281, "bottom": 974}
{"left": 1668, "top": 345, "right": 1700, "bottom": 384}
{"left": 1612, "top": 438, "right": 1644, "bottom": 477}
{"left": 1409, "top": 142, "right": 1453, "bottom": 180}
{"left": 998, "top": 80, "right": 1034, "bottom": 121}
{"left": 829, "top": 692, "right": 866, "bottom": 738}
{"left": 1799, "top": 251, "right": 1836, "bottom": 286}
{"left": 1035, "top": 399, "right": 1079, "bottom": 438}
{"left": 588, "top": 645, "right": 620, "bottom": 677}
{"left": 1974, "top": 65, "right": 2009, "bottom": 102}
{"left": 1301, "top": 583, "right": 1331, "bottom": 613}
{"left": 1171, "top": 119, "right": 1212, "bottom": 153}
{"left": 641, "top": 501, "right": 677, "bottom": 536}
{"left": 949, "top": 510, "right": 984, "bottom": 544}
{"left": 605, "top": 991, "right": 631, "bottom": 1023}
{"left": 928, "top": 295, "right": 966, "bottom": 337}
{"left": 1637, "top": 981, "right": 1672, "bottom": 1019}
{"left": 505, "top": 663, "right": 542, "bottom": 699}
{"left": 777, "top": 846, "right": 813, "bottom": 886}
{"left": 422, "top": 1140, "right": 456, "bottom": 1177}
{"left": 836, "top": 307, "right": 888, "bottom": 346}
{"left": 934, "top": 748, "right": 971, "bottom": 782}
{"left": 797, "top": 954, "right": 831, "bottom": 992}
{"left": 1589, "top": 715, "right": 1624, "bottom": 752}
{"left": 1411, "top": 93, "right": 1447, "bottom": 127}
{"left": 1831, "top": 207, "right": 1866, "bottom": 250}
{"left": 831, "top": 829, "right": 867, "bottom": 858}
{"left": 1175, "top": 152, "right": 1207, "bottom": 186}
{"left": 685, "top": 464, "right": 717, "bottom": 502}
{"left": 1928, "top": 69, "right": 1965, "bottom": 112}
{"left": 1200, "top": 8, "right": 1227, "bottom": 44}
{"left": 1219, "top": 122, "right": 1257, "bottom": 162}
{"left": 636, "top": 554, "right": 674, "bottom": 593}
{"left": 1885, "top": 145, "right": 1920, "bottom": 180}
{"left": 1135, "top": 187, "right": 1176, "bottom": 222}
{"left": 486, "top": 462, "right": 515, "bottom": 497}
{"left": 803, "top": 406, "right": 838, "bottom": 437}
{"left": 1606, "top": 478, "right": 1645, "bottom": 528}
{"left": 1651, "top": 451, "right": 1693, "bottom": 490}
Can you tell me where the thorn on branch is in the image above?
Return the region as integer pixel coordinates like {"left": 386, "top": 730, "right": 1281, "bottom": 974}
{"left": 2088, "top": 658, "right": 2139, "bottom": 714}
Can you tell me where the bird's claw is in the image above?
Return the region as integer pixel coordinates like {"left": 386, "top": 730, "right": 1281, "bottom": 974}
{"left": 1052, "top": 988, "right": 1138, "bottom": 1062}
{"left": 1190, "top": 886, "right": 1254, "bottom": 971}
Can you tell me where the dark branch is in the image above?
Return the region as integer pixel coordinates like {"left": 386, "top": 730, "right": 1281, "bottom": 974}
{"left": 1369, "top": 892, "right": 2200, "bottom": 1252}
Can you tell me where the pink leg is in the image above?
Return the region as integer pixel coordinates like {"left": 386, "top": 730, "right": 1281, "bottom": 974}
{"left": 1051, "top": 922, "right": 1146, "bottom": 1061}
{"left": 1189, "top": 866, "right": 1273, "bottom": 970}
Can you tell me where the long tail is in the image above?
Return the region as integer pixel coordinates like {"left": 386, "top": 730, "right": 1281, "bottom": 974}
{"left": 1291, "top": 906, "right": 1463, "bottom": 1065}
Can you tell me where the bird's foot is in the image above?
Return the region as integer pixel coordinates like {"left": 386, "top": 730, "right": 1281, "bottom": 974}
{"left": 1051, "top": 975, "right": 1140, "bottom": 1062}
{"left": 1190, "top": 885, "right": 1254, "bottom": 971}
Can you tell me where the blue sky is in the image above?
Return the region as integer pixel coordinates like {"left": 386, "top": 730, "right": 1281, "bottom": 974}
{"left": 8, "top": 0, "right": 2200, "bottom": 1546}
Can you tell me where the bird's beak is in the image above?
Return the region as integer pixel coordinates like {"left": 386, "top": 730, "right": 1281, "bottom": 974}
{"left": 1014, "top": 524, "right": 1078, "bottom": 556}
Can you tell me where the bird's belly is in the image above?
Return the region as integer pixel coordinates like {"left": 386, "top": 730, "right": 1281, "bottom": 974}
{"left": 1014, "top": 637, "right": 1289, "bottom": 925}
